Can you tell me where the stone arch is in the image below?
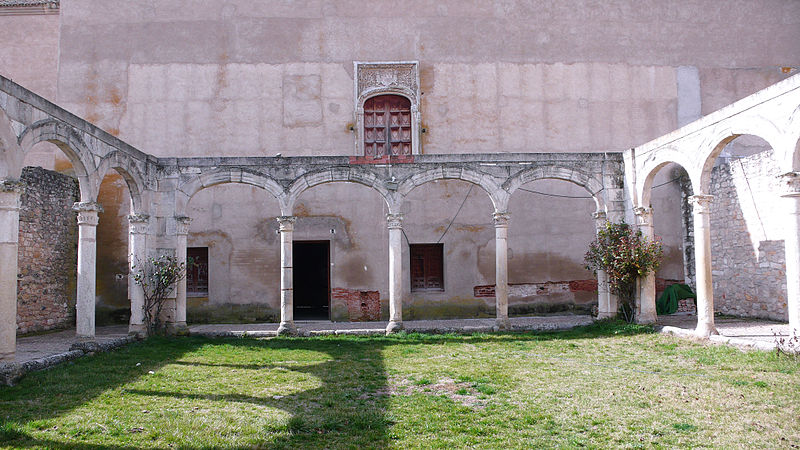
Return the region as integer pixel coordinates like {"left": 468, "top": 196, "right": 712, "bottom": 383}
{"left": 788, "top": 103, "right": 800, "bottom": 171}
{"left": 18, "top": 119, "right": 98, "bottom": 201}
{"left": 0, "top": 107, "right": 23, "bottom": 180}
{"left": 285, "top": 166, "right": 393, "bottom": 214}
{"left": 636, "top": 147, "right": 699, "bottom": 207}
{"left": 395, "top": 167, "right": 506, "bottom": 212}
{"left": 95, "top": 152, "right": 147, "bottom": 213}
{"left": 504, "top": 165, "right": 606, "bottom": 212}
{"left": 176, "top": 167, "right": 286, "bottom": 216}
{"left": 697, "top": 117, "right": 783, "bottom": 193}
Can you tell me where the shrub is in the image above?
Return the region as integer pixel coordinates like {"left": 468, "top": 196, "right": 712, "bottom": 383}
{"left": 584, "top": 221, "right": 663, "bottom": 322}
{"left": 132, "top": 255, "right": 188, "bottom": 336}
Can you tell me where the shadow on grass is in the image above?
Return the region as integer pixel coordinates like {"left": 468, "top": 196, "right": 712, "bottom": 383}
{"left": 0, "top": 320, "right": 649, "bottom": 448}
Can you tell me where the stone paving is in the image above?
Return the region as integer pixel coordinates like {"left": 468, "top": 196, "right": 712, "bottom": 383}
{"left": 657, "top": 313, "right": 791, "bottom": 351}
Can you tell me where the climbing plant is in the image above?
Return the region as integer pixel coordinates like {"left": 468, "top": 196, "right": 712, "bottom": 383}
{"left": 584, "top": 221, "right": 663, "bottom": 323}
{"left": 132, "top": 255, "right": 188, "bottom": 336}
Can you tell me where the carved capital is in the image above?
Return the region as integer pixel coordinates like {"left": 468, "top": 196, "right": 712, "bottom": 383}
{"left": 73, "top": 202, "right": 102, "bottom": 226}
{"left": 128, "top": 214, "right": 150, "bottom": 234}
{"left": 592, "top": 210, "right": 607, "bottom": 231}
{"left": 386, "top": 213, "right": 404, "bottom": 229}
{"left": 492, "top": 211, "right": 510, "bottom": 227}
{"left": 688, "top": 195, "right": 714, "bottom": 214}
{"left": 778, "top": 172, "right": 800, "bottom": 197}
{"left": 175, "top": 216, "right": 192, "bottom": 236}
{"left": 633, "top": 206, "right": 653, "bottom": 226}
{"left": 0, "top": 179, "right": 25, "bottom": 193}
{"left": 277, "top": 215, "right": 296, "bottom": 232}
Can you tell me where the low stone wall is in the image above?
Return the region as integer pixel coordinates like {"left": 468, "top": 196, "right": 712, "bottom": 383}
{"left": 704, "top": 151, "right": 787, "bottom": 320}
{"left": 17, "top": 166, "right": 79, "bottom": 334}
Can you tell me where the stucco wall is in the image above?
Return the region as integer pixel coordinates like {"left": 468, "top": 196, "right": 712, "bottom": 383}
{"left": 45, "top": 0, "right": 800, "bottom": 321}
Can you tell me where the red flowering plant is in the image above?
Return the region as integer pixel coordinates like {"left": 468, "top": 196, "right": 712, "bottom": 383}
{"left": 584, "top": 221, "right": 663, "bottom": 322}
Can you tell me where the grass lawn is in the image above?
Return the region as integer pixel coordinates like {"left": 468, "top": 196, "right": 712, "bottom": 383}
{"left": 1, "top": 321, "right": 798, "bottom": 449}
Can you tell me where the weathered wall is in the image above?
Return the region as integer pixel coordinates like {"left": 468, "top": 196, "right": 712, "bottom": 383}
{"left": 45, "top": 0, "right": 800, "bottom": 321}
{"left": 705, "top": 150, "right": 787, "bottom": 320}
{"left": 16, "top": 166, "right": 78, "bottom": 334}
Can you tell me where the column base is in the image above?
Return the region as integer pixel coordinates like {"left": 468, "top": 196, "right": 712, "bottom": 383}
{"left": 277, "top": 321, "right": 297, "bottom": 336}
{"left": 596, "top": 312, "right": 617, "bottom": 320}
{"left": 75, "top": 332, "right": 95, "bottom": 341}
{"left": 386, "top": 320, "right": 404, "bottom": 334}
{"left": 166, "top": 322, "right": 190, "bottom": 336}
{"left": 494, "top": 317, "right": 510, "bottom": 331}
{"left": 128, "top": 323, "right": 147, "bottom": 338}
{"left": 0, "top": 352, "right": 14, "bottom": 362}
{"left": 635, "top": 312, "right": 657, "bottom": 325}
{"left": 694, "top": 322, "right": 719, "bottom": 338}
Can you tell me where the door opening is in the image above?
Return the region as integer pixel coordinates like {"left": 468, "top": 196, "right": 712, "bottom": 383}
{"left": 292, "top": 240, "right": 330, "bottom": 320}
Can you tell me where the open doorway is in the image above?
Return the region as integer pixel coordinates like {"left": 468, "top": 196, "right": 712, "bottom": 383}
{"left": 293, "top": 240, "right": 330, "bottom": 320}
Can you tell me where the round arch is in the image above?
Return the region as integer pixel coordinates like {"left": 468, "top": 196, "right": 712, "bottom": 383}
{"left": 176, "top": 168, "right": 286, "bottom": 216}
{"left": 395, "top": 167, "right": 506, "bottom": 212}
{"left": 504, "top": 165, "right": 606, "bottom": 213}
{"left": 637, "top": 147, "right": 699, "bottom": 207}
{"left": 18, "top": 119, "right": 97, "bottom": 201}
{"left": 96, "top": 152, "right": 147, "bottom": 213}
{"left": 285, "top": 166, "right": 393, "bottom": 214}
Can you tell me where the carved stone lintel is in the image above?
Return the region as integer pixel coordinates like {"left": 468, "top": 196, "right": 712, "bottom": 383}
{"left": 778, "top": 172, "right": 800, "bottom": 197}
{"left": 492, "top": 211, "right": 510, "bottom": 227}
{"left": 356, "top": 62, "right": 419, "bottom": 100}
{"left": 386, "top": 213, "right": 404, "bottom": 229}
{"left": 73, "top": 202, "right": 102, "bottom": 226}
{"left": 175, "top": 215, "right": 192, "bottom": 236}
{"left": 0, "top": 179, "right": 25, "bottom": 193}
{"left": 277, "top": 215, "right": 296, "bottom": 232}
{"left": 688, "top": 195, "right": 714, "bottom": 214}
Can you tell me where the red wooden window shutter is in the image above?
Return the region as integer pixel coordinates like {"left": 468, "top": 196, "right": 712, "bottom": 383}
{"left": 410, "top": 244, "right": 444, "bottom": 291}
{"left": 363, "top": 95, "right": 412, "bottom": 158}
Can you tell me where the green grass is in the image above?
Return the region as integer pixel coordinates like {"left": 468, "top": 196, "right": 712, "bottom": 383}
{"left": 1, "top": 320, "right": 799, "bottom": 448}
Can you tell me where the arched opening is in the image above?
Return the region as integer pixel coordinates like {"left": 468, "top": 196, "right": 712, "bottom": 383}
{"left": 184, "top": 183, "right": 283, "bottom": 324}
{"left": 402, "top": 178, "right": 495, "bottom": 319}
{"left": 507, "top": 179, "right": 598, "bottom": 316}
{"left": 362, "top": 94, "right": 413, "bottom": 158}
{"left": 291, "top": 181, "right": 390, "bottom": 321}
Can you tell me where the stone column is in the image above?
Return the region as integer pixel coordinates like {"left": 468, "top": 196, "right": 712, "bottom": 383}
{"left": 173, "top": 216, "right": 192, "bottom": 333}
{"left": 593, "top": 211, "right": 616, "bottom": 319}
{"left": 0, "top": 180, "right": 23, "bottom": 361}
{"left": 277, "top": 216, "right": 297, "bottom": 335}
{"left": 779, "top": 172, "right": 800, "bottom": 338}
{"left": 493, "top": 211, "right": 510, "bottom": 330}
{"left": 689, "top": 195, "right": 717, "bottom": 337}
{"left": 128, "top": 214, "right": 149, "bottom": 336}
{"left": 73, "top": 201, "right": 103, "bottom": 339}
{"left": 633, "top": 207, "right": 657, "bottom": 324}
{"left": 386, "top": 213, "right": 404, "bottom": 333}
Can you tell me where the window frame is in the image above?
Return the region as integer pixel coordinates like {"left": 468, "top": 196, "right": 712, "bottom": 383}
{"left": 186, "top": 246, "right": 209, "bottom": 297}
{"left": 410, "top": 243, "right": 445, "bottom": 292}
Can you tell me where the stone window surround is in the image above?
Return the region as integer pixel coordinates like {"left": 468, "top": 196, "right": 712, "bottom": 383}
{"left": 353, "top": 61, "right": 421, "bottom": 156}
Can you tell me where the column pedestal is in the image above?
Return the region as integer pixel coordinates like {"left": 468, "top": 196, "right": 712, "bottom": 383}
{"left": 689, "top": 195, "right": 717, "bottom": 337}
{"left": 386, "top": 214, "right": 404, "bottom": 334}
{"left": 493, "top": 212, "right": 510, "bottom": 330}
{"left": 74, "top": 202, "right": 102, "bottom": 339}
{"left": 0, "top": 180, "right": 23, "bottom": 361}
{"left": 277, "top": 216, "right": 297, "bottom": 335}
{"left": 128, "top": 214, "right": 149, "bottom": 336}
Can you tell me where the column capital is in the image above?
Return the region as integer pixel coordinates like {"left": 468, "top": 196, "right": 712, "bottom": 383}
{"left": 778, "top": 172, "right": 800, "bottom": 197}
{"left": 0, "top": 178, "right": 24, "bottom": 193}
{"left": 592, "top": 211, "right": 608, "bottom": 231}
{"left": 688, "top": 194, "right": 713, "bottom": 213}
{"left": 73, "top": 202, "right": 102, "bottom": 226}
{"left": 492, "top": 211, "right": 510, "bottom": 227}
{"left": 175, "top": 215, "right": 192, "bottom": 235}
{"left": 386, "top": 213, "right": 404, "bottom": 229}
{"left": 129, "top": 214, "right": 150, "bottom": 235}
{"left": 633, "top": 206, "right": 653, "bottom": 226}
{"left": 277, "top": 215, "right": 296, "bottom": 232}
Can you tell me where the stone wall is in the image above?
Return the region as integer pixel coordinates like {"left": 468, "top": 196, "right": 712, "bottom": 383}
{"left": 17, "top": 166, "right": 79, "bottom": 334}
{"left": 704, "top": 151, "right": 787, "bottom": 320}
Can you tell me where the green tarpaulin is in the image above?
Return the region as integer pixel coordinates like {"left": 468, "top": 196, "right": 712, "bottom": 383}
{"left": 656, "top": 283, "right": 696, "bottom": 315}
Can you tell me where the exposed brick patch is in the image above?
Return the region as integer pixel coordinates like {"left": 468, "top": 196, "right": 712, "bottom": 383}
{"left": 475, "top": 280, "right": 598, "bottom": 298}
{"left": 17, "top": 166, "right": 79, "bottom": 334}
{"left": 568, "top": 280, "right": 598, "bottom": 292}
{"left": 332, "top": 288, "right": 381, "bottom": 321}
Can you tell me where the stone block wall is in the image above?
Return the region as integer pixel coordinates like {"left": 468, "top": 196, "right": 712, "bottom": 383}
{"left": 704, "top": 151, "right": 787, "bottom": 320}
{"left": 17, "top": 166, "right": 79, "bottom": 334}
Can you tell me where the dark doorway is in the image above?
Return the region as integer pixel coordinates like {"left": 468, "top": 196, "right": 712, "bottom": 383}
{"left": 293, "top": 240, "right": 330, "bottom": 319}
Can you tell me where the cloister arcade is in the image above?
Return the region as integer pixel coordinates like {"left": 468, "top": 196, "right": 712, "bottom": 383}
{"left": 0, "top": 72, "right": 799, "bottom": 361}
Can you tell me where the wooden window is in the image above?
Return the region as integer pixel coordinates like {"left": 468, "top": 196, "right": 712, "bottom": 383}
{"left": 363, "top": 94, "right": 412, "bottom": 158}
{"left": 410, "top": 244, "right": 444, "bottom": 291}
{"left": 187, "top": 247, "right": 209, "bottom": 296}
